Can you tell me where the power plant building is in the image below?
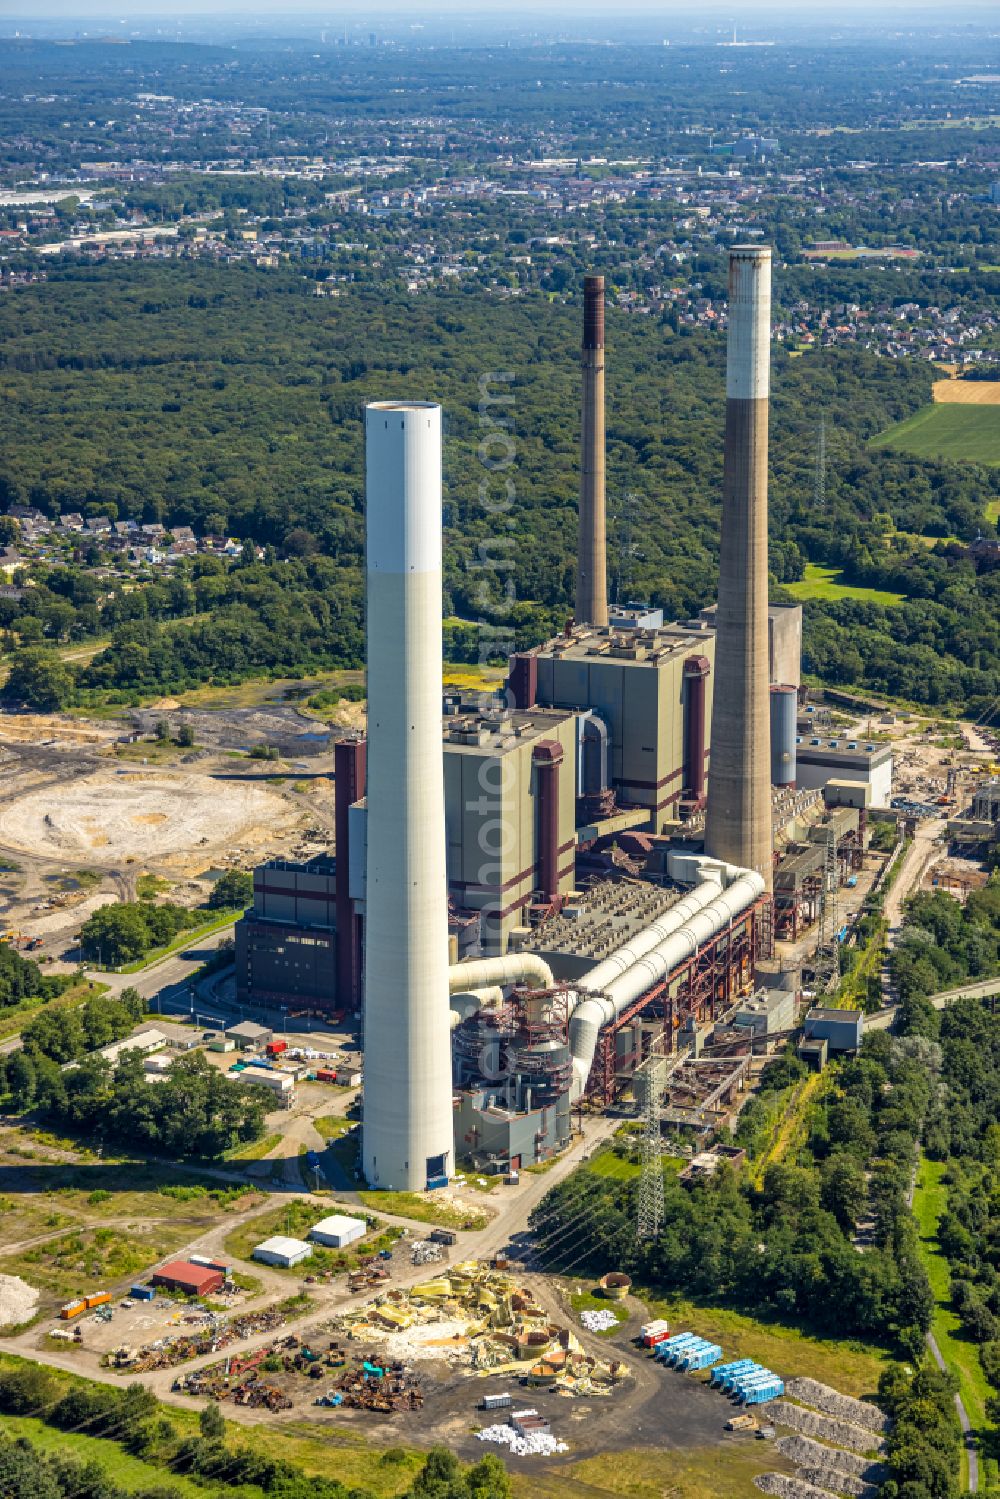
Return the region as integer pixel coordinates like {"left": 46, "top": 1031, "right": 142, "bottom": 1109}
{"left": 794, "top": 738, "right": 893, "bottom": 807}
{"left": 520, "top": 619, "right": 717, "bottom": 830}
{"left": 225, "top": 255, "right": 870, "bottom": 1187}
{"left": 443, "top": 702, "right": 579, "bottom": 953}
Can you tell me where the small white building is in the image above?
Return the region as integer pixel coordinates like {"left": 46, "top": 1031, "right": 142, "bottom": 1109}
{"left": 252, "top": 1235, "right": 313, "bottom": 1268}
{"left": 98, "top": 1029, "right": 167, "bottom": 1065}
{"left": 143, "top": 1053, "right": 173, "bottom": 1074}
{"left": 309, "top": 1214, "right": 366, "bottom": 1249}
{"left": 237, "top": 1066, "right": 294, "bottom": 1099}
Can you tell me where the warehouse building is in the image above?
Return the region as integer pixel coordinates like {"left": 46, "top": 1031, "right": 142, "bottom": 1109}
{"left": 152, "top": 1259, "right": 224, "bottom": 1296}
{"left": 236, "top": 1065, "right": 294, "bottom": 1103}
{"left": 309, "top": 1214, "right": 366, "bottom": 1248}
{"left": 803, "top": 1007, "right": 863, "bottom": 1054}
{"left": 253, "top": 1235, "right": 313, "bottom": 1268}
{"left": 793, "top": 739, "right": 893, "bottom": 807}
{"left": 226, "top": 1020, "right": 273, "bottom": 1051}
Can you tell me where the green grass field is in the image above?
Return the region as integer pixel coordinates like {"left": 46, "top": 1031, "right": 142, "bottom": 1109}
{"left": 987, "top": 499, "right": 1000, "bottom": 524}
{"left": 784, "top": 563, "right": 905, "bottom": 607}
{"left": 642, "top": 1293, "right": 889, "bottom": 1399}
{"left": 523, "top": 1443, "right": 797, "bottom": 1499}
{"left": 870, "top": 401, "right": 1000, "bottom": 466}
{"left": 568, "top": 1287, "right": 630, "bottom": 1334}
{"left": 912, "top": 1154, "right": 997, "bottom": 1491}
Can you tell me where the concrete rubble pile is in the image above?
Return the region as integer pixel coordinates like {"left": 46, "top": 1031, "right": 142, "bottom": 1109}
{"left": 332, "top": 1261, "right": 629, "bottom": 1397}
{"left": 410, "top": 1241, "right": 444, "bottom": 1266}
{"left": 477, "top": 1416, "right": 569, "bottom": 1457}
{"left": 764, "top": 1400, "right": 888, "bottom": 1456}
{"left": 797, "top": 1471, "right": 877, "bottom": 1499}
{"left": 783, "top": 1378, "right": 888, "bottom": 1433}
{"left": 776, "top": 1435, "right": 884, "bottom": 1484}
{"left": 756, "top": 1380, "right": 890, "bottom": 1499}
{"left": 579, "top": 1308, "right": 620, "bottom": 1333}
{"left": 114, "top": 1303, "right": 292, "bottom": 1374}
{"left": 755, "top": 1477, "right": 850, "bottom": 1499}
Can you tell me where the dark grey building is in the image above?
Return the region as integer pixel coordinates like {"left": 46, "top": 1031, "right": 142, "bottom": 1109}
{"left": 234, "top": 856, "right": 339, "bottom": 1014}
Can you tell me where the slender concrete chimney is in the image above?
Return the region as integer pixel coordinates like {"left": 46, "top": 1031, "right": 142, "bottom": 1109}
{"left": 704, "top": 247, "right": 773, "bottom": 889}
{"left": 362, "top": 401, "right": 453, "bottom": 1192}
{"left": 576, "top": 275, "right": 608, "bottom": 627}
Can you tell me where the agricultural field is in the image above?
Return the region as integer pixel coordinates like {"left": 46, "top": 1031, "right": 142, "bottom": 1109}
{"left": 869, "top": 401, "right": 1000, "bottom": 466}
{"left": 784, "top": 563, "right": 905, "bottom": 606}
{"left": 932, "top": 379, "right": 1000, "bottom": 405}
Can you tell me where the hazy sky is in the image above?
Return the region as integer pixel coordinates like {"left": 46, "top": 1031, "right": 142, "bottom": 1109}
{"left": 6, "top": 0, "right": 1000, "bottom": 15}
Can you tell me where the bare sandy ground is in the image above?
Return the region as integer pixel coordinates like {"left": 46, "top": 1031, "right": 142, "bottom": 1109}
{"left": 0, "top": 771, "right": 300, "bottom": 867}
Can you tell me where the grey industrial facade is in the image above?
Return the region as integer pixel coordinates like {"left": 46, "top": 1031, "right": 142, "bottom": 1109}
{"left": 235, "top": 857, "right": 338, "bottom": 1013}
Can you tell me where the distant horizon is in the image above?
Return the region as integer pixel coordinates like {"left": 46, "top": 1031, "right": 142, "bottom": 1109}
{"left": 3, "top": 0, "right": 1000, "bottom": 19}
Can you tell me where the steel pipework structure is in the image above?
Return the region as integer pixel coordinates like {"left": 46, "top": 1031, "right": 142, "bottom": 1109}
{"left": 362, "top": 401, "right": 453, "bottom": 1192}
{"left": 704, "top": 246, "right": 774, "bottom": 889}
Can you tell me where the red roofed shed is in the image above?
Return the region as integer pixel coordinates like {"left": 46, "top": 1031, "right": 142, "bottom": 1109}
{"left": 151, "top": 1260, "right": 225, "bottom": 1296}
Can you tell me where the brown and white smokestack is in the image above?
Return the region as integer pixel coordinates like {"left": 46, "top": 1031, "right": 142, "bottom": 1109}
{"left": 576, "top": 274, "right": 608, "bottom": 628}
{"left": 704, "top": 246, "right": 773, "bottom": 890}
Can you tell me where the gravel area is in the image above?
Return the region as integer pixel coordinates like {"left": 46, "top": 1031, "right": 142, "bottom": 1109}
{"left": 0, "top": 1273, "right": 38, "bottom": 1327}
{"left": 765, "top": 1402, "right": 887, "bottom": 1457}
{"left": 784, "top": 1378, "right": 888, "bottom": 1433}
{"left": 755, "top": 1475, "right": 842, "bottom": 1499}
{"left": 776, "top": 1434, "right": 882, "bottom": 1481}
{"left": 798, "top": 1467, "right": 878, "bottom": 1499}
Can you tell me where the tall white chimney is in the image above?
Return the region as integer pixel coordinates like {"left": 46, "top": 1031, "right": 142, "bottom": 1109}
{"left": 704, "top": 246, "right": 773, "bottom": 889}
{"left": 362, "top": 402, "right": 453, "bottom": 1191}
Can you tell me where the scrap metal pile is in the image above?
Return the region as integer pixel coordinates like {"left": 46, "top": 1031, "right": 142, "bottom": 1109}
{"left": 174, "top": 1331, "right": 423, "bottom": 1416}
{"left": 316, "top": 1358, "right": 424, "bottom": 1414}
{"left": 334, "top": 1261, "right": 629, "bottom": 1397}
{"left": 107, "top": 1303, "right": 292, "bottom": 1374}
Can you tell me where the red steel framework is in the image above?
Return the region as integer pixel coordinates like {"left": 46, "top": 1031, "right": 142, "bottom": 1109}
{"left": 773, "top": 823, "right": 866, "bottom": 942}
{"left": 587, "top": 892, "right": 772, "bottom": 1107}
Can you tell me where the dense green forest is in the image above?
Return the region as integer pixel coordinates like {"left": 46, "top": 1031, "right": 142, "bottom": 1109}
{"left": 531, "top": 1037, "right": 932, "bottom": 1349}
{"left": 5, "top": 1049, "right": 266, "bottom": 1159}
{"left": 889, "top": 884, "right": 1000, "bottom": 1020}
{"left": 1, "top": 263, "right": 997, "bottom": 709}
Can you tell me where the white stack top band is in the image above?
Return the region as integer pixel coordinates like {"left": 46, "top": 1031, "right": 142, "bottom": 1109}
{"left": 365, "top": 402, "right": 442, "bottom": 576}
{"left": 726, "top": 247, "right": 772, "bottom": 402}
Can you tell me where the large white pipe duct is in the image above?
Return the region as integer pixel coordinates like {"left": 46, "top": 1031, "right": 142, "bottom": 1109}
{"left": 445, "top": 860, "right": 764, "bottom": 1103}
{"left": 566, "top": 858, "right": 765, "bottom": 1100}
{"left": 448, "top": 953, "right": 555, "bottom": 993}
{"left": 362, "top": 402, "right": 454, "bottom": 1192}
